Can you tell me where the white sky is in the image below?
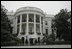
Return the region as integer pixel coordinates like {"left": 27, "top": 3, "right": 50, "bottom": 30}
{"left": 1, "top": 1, "right": 71, "bottom": 15}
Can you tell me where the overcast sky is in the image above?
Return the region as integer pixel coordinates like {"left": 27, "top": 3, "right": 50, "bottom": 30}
{"left": 1, "top": 1, "right": 71, "bottom": 15}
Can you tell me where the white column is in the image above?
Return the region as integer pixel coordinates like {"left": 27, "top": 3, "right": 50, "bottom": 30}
{"left": 19, "top": 15, "right": 22, "bottom": 35}
{"left": 26, "top": 14, "right": 29, "bottom": 35}
{"left": 43, "top": 20, "right": 45, "bottom": 34}
{"left": 15, "top": 17, "right": 17, "bottom": 34}
{"left": 34, "top": 14, "right": 36, "bottom": 35}
{"left": 12, "top": 18, "right": 16, "bottom": 34}
{"left": 26, "top": 13, "right": 29, "bottom": 45}
{"left": 40, "top": 16, "right": 42, "bottom": 35}
{"left": 42, "top": 17, "right": 43, "bottom": 35}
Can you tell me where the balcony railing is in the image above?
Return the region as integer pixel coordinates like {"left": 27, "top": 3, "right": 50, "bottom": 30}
{"left": 29, "top": 32, "right": 34, "bottom": 34}
{"left": 37, "top": 32, "right": 41, "bottom": 35}
{"left": 20, "top": 32, "right": 25, "bottom": 35}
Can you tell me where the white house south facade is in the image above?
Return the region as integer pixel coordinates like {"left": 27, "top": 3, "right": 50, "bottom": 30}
{"left": 7, "top": 7, "right": 54, "bottom": 45}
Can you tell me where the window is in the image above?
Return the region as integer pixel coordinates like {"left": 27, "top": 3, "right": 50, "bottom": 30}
{"left": 42, "top": 25, "right": 43, "bottom": 34}
{"left": 29, "top": 14, "right": 34, "bottom": 22}
{"left": 36, "top": 15, "right": 40, "bottom": 23}
{"left": 17, "top": 15, "right": 20, "bottom": 23}
{"left": 29, "top": 38, "right": 33, "bottom": 45}
{"left": 21, "top": 24, "right": 26, "bottom": 35}
{"left": 41, "top": 17, "right": 43, "bottom": 24}
{"left": 17, "top": 25, "right": 19, "bottom": 34}
{"left": 36, "top": 24, "right": 40, "bottom": 35}
{"left": 29, "top": 23, "right": 34, "bottom": 34}
{"left": 45, "top": 21, "right": 47, "bottom": 25}
{"left": 22, "top": 14, "right": 27, "bottom": 22}
{"left": 46, "top": 29, "right": 48, "bottom": 34}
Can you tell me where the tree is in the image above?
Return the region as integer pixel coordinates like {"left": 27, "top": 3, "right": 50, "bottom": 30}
{"left": 54, "top": 9, "right": 71, "bottom": 41}
{"left": 1, "top": 4, "right": 11, "bottom": 42}
{"left": 1, "top": 5, "right": 20, "bottom": 46}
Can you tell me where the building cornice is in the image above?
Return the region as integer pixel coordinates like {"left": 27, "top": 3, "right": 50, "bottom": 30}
{"left": 14, "top": 10, "right": 45, "bottom": 17}
{"left": 15, "top": 10, "right": 44, "bottom": 15}
{"left": 16, "top": 6, "right": 44, "bottom": 13}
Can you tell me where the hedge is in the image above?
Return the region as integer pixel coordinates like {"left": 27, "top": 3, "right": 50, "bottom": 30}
{"left": 46, "top": 41, "right": 71, "bottom": 45}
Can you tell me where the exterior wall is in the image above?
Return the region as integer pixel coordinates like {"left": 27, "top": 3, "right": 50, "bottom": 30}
{"left": 6, "top": 11, "right": 16, "bottom": 34}
{"left": 43, "top": 17, "right": 53, "bottom": 36}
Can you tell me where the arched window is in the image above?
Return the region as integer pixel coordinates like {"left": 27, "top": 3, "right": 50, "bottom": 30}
{"left": 38, "top": 37, "right": 40, "bottom": 43}
{"left": 21, "top": 37, "right": 24, "bottom": 44}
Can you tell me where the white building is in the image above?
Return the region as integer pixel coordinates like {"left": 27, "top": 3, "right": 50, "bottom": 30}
{"left": 7, "top": 7, "right": 54, "bottom": 45}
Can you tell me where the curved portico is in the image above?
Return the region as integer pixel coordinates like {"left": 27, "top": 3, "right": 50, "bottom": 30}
{"left": 13, "top": 7, "right": 45, "bottom": 45}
